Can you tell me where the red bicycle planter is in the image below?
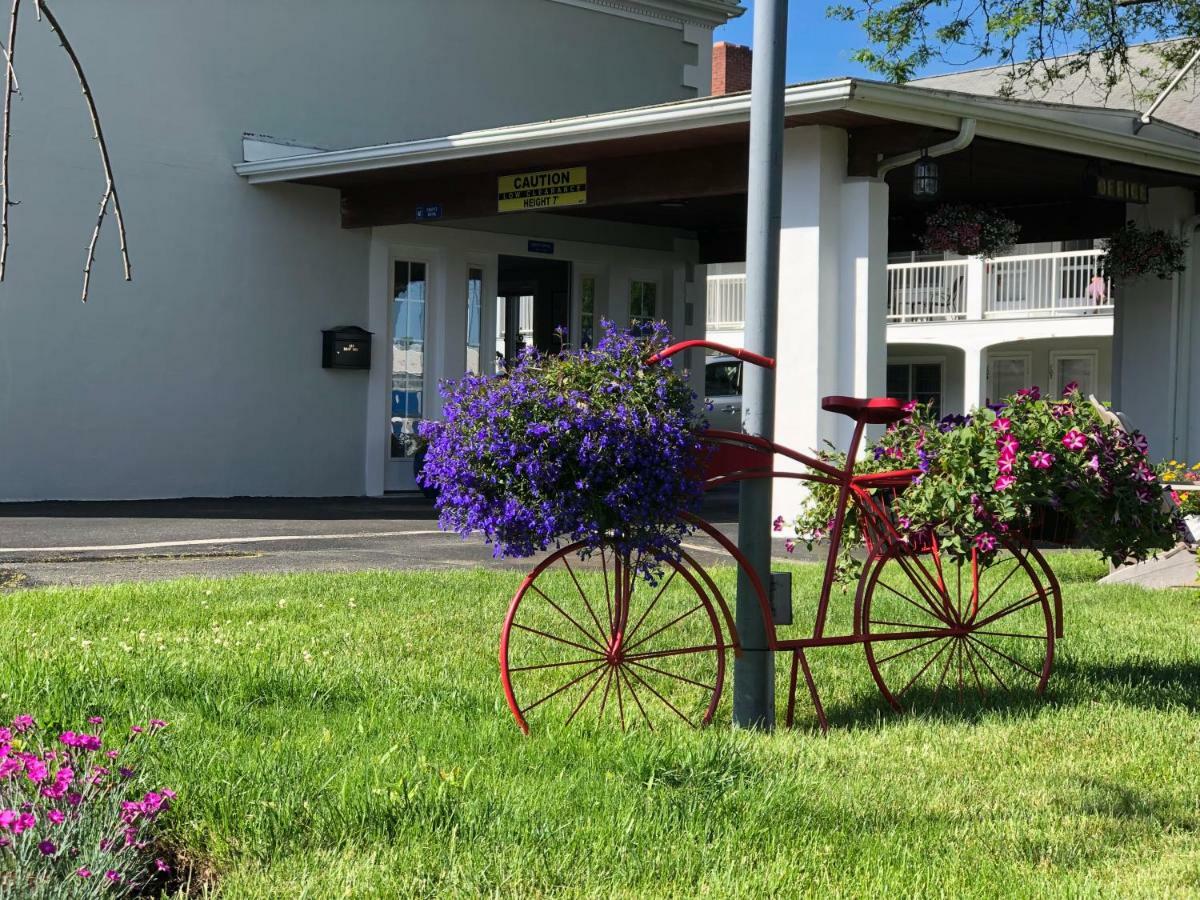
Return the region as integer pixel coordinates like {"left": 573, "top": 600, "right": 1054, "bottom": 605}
{"left": 499, "top": 340, "right": 1064, "bottom": 732}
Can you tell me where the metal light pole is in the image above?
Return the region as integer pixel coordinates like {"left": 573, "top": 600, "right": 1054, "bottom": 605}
{"left": 733, "top": 0, "right": 789, "bottom": 729}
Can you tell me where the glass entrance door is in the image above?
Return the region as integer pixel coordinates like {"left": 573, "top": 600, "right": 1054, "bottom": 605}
{"left": 385, "top": 259, "right": 426, "bottom": 491}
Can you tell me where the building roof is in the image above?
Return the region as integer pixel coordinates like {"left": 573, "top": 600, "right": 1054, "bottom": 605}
{"left": 912, "top": 42, "right": 1200, "bottom": 133}
{"left": 236, "top": 76, "right": 1200, "bottom": 186}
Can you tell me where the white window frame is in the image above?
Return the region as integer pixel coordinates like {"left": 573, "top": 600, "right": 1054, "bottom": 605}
{"left": 629, "top": 272, "right": 661, "bottom": 328}
{"left": 1049, "top": 349, "right": 1099, "bottom": 398}
{"left": 886, "top": 356, "right": 946, "bottom": 416}
{"left": 986, "top": 351, "right": 1033, "bottom": 404}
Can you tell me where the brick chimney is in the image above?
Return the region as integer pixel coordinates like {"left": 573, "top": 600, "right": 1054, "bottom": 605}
{"left": 712, "top": 42, "right": 752, "bottom": 95}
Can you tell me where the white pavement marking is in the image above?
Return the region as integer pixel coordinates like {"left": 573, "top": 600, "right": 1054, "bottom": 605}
{"left": 0, "top": 530, "right": 451, "bottom": 554}
{"left": 680, "top": 541, "right": 729, "bottom": 556}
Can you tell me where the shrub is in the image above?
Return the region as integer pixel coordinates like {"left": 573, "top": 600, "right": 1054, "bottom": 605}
{"left": 418, "top": 320, "right": 705, "bottom": 579}
{"left": 793, "top": 385, "right": 1178, "bottom": 580}
{"left": 0, "top": 715, "right": 175, "bottom": 898}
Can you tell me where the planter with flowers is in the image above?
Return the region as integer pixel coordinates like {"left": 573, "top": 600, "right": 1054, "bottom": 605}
{"left": 921, "top": 203, "right": 1021, "bottom": 258}
{"left": 417, "top": 320, "right": 705, "bottom": 579}
{"left": 1102, "top": 221, "right": 1188, "bottom": 281}
{"left": 793, "top": 384, "right": 1178, "bottom": 581}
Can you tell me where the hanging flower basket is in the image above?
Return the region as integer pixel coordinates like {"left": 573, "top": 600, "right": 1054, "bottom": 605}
{"left": 921, "top": 203, "right": 1020, "bottom": 258}
{"left": 417, "top": 321, "right": 706, "bottom": 579}
{"left": 1101, "top": 220, "right": 1188, "bottom": 281}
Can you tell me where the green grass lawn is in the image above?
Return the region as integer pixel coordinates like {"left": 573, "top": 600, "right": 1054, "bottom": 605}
{"left": 2, "top": 554, "right": 1199, "bottom": 898}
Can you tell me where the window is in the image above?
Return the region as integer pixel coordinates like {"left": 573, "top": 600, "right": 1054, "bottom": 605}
{"left": 465, "top": 267, "right": 483, "bottom": 375}
{"left": 580, "top": 275, "right": 596, "bottom": 349}
{"left": 1050, "top": 351, "right": 1098, "bottom": 399}
{"left": 630, "top": 279, "right": 657, "bottom": 327}
{"left": 705, "top": 358, "right": 742, "bottom": 398}
{"left": 391, "top": 260, "right": 426, "bottom": 459}
{"left": 987, "top": 355, "right": 1030, "bottom": 403}
{"left": 886, "top": 362, "right": 942, "bottom": 418}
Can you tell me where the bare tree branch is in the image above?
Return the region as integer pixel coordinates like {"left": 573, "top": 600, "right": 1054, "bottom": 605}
{"left": 1, "top": 0, "right": 19, "bottom": 282}
{"left": 39, "top": 0, "right": 130, "bottom": 301}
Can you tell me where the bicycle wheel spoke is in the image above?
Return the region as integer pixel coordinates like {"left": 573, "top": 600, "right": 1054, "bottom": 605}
{"left": 962, "top": 638, "right": 988, "bottom": 700}
{"left": 509, "top": 655, "right": 604, "bottom": 673}
{"left": 623, "top": 663, "right": 696, "bottom": 727}
{"left": 976, "top": 557, "right": 1022, "bottom": 617}
{"left": 627, "top": 658, "right": 717, "bottom": 692}
{"left": 624, "top": 602, "right": 704, "bottom": 654}
{"left": 512, "top": 622, "right": 600, "bottom": 656}
{"left": 565, "top": 666, "right": 609, "bottom": 725}
{"left": 601, "top": 547, "right": 614, "bottom": 638}
{"left": 596, "top": 666, "right": 616, "bottom": 720}
{"left": 622, "top": 643, "right": 722, "bottom": 663}
{"left": 615, "top": 664, "right": 627, "bottom": 730}
{"left": 872, "top": 618, "right": 948, "bottom": 631}
{"left": 972, "top": 629, "right": 1047, "bottom": 640}
{"left": 897, "top": 639, "right": 953, "bottom": 700}
{"left": 931, "top": 639, "right": 957, "bottom": 700}
{"left": 873, "top": 634, "right": 942, "bottom": 666}
{"left": 895, "top": 553, "right": 958, "bottom": 624}
{"left": 530, "top": 584, "right": 606, "bottom": 651}
{"left": 968, "top": 635, "right": 1043, "bottom": 680}
{"left": 972, "top": 592, "right": 1041, "bottom": 631}
{"left": 624, "top": 568, "right": 677, "bottom": 647}
{"left": 562, "top": 556, "right": 608, "bottom": 644}
{"left": 964, "top": 637, "right": 1010, "bottom": 692}
{"left": 876, "top": 578, "right": 951, "bottom": 626}
{"left": 521, "top": 663, "right": 606, "bottom": 715}
{"left": 618, "top": 666, "right": 654, "bottom": 731}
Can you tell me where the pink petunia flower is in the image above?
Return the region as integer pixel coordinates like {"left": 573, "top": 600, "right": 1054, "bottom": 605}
{"left": 997, "top": 433, "right": 1020, "bottom": 455}
{"left": 784, "top": 539, "right": 795, "bottom": 554}
{"left": 992, "top": 417, "right": 1012, "bottom": 433}
{"left": 772, "top": 515, "right": 784, "bottom": 532}
{"left": 1029, "top": 451, "right": 1055, "bottom": 470}
{"left": 1085, "top": 455, "right": 1100, "bottom": 473}
{"left": 1062, "top": 429, "right": 1087, "bottom": 451}
{"left": 994, "top": 475, "right": 1017, "bottom": 491}
{"left": 997, "top": 451, "right": 1017, "bottom": 475}
{"left": 975, "top": 533, "right": 998, "bottom": 552}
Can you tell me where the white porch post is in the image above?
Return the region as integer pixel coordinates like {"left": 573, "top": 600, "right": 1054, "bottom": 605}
{"left": 1113, "top": 187, "right": 1196, "bottom": 459}
{"left": 965, "top": 256, "right": 986, "bottom": 320}
{"left": 962, "top": 343, "right": 987, "bottom": 411}
{"left": 772, "top": 126, "right": 889, "bottom": 522}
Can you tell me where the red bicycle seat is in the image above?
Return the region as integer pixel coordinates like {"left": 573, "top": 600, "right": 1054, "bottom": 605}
{"left": 821, "top": 395, "right": 910, "bottom": 425}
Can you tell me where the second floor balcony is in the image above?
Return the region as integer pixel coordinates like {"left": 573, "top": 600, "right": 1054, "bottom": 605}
{"left": 705, "top": 249, "right": 1113, "bottom": 334}
{"left": 887, "top": 249, "right": 1113, "bottom": 324}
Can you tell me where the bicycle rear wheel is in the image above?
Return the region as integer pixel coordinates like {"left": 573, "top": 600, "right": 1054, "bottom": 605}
{"left": 859, "top": 536, "right": 1054, "bottom": 712}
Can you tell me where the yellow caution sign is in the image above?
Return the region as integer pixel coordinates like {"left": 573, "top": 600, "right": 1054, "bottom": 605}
{"left": 498, "top": 167, "right": 587, "bottom": 213}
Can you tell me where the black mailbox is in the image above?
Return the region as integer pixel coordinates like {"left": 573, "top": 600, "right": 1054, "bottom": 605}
{"left": 322, "top": 326, "right": 372, "bottom": 370}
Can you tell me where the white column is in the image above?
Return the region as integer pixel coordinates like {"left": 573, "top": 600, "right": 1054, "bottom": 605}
{"left": 965, "top": 256, "right": 985, "bottom": 320}
{"left": 771, "top": 126, "right": 889, "bottom": 522}
{"left": 962, "top": 343, "right": 987, "bottom": 411}
{"left": 1114, "top": 186, "right": 1195, "bottom": 459}
{"left": 363, "top": 232, "right": 390, "bottom": 497}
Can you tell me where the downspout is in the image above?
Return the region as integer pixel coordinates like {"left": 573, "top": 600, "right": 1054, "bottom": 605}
{"left": 1169, "top": 214, "right": 1200, "bottom": 459}
{"left": 875, "top": 118, "right": 977, "bottom": 178}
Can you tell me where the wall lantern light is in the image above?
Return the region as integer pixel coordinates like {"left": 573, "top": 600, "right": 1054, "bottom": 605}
{"left": 913, "top": 154, "right": 940, "bottom": 198}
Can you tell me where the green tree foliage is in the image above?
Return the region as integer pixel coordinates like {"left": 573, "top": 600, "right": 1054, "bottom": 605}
{"left": 830, "top": 0, "right": 1200, "bottom": 93}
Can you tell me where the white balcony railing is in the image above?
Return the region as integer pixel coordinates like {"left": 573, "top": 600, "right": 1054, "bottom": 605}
{"left": 887, "top": 259, "right": 970, "bottom": 323}
{"left": 983, "top": 249, "right": 1112, "bottom": 318}
{"left": 706, "top": 273, "right": 746, "bottom": 331}
{"left": 705, "top": 250, "right": 1115, "bottom": 331}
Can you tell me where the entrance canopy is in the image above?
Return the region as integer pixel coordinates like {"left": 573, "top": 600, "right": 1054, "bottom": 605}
{"left": 237, "top": 77, "right": 1200, "bottom": 262}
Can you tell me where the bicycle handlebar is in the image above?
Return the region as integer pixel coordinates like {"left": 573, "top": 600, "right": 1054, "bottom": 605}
{"left": 645, "top": 340, "right": 776, "bottom": 369}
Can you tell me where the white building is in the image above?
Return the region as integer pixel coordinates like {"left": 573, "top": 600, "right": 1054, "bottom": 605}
{"left": 2, "top": 6, "right": 1199, "bottom": 529}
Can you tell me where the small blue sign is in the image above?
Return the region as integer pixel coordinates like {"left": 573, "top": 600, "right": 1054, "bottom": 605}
{"left": 415, "top": 204, "right": 443, "bottom": 221}
{"left": 528, "top": 240, "right": 555, "bottom": 255}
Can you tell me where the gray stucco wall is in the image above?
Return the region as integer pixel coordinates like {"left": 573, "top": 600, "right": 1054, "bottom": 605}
{"left": 0, "top": 1, "right": 704, "bottom": 499}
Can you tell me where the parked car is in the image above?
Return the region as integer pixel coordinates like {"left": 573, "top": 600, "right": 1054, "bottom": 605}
{"left": 704, "top": 355, "right": 743, "bottom": 432}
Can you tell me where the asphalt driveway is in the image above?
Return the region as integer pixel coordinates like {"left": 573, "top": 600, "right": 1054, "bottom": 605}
{"left": 0, "top": 489, "right": 808, "bottom": 589}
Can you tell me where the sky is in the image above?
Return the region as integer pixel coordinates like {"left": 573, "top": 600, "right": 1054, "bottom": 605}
{"left": 712, "top": 1, "right": 958, "bottom": 84}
